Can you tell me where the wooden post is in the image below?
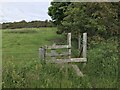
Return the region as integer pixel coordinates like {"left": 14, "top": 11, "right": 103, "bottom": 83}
{"left": 72, "top": 65, "right": 84, "bottom": 77}
{"left": 39, "top": 47, "right": 46, "bottom": 63}
{"left": 68, "top": 33, "right": 71, "bottom": 58}
{"left": 78, "top": 33, "right": 81, "bottom": 50}
{"left": 83, "top": 33, "right": 87, "bottom": 58}
{"left": 82, "top": 33, "right": 87, "bottom": 68}
{"left": 51, "top": 43, "right": 56, "bottom": 60}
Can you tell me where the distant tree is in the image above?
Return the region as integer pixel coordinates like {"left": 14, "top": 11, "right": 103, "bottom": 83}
{"left": 2, "top": 20, "right": 54, "bottom": 29}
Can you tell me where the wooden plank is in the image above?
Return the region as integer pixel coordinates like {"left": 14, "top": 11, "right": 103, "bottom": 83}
{"left": 47, "top": 45, "right": 71, "bottom": 49}
{"left": 51, "top": 44, "right": 56, "bottom": 60}
{"left": 83, "top": 33, "right": 87, "bottom": 58}
{"left": 48, "top": 58, "right": 87, "bottom": 63}
{"left": 46, "top": 52, "right": 71, "bottom": 57}
{"left": 62, "top": 52, "right": 71, "bottom": 56}
{"left": 72, "top": 65, "right": 84, "bottom": 77}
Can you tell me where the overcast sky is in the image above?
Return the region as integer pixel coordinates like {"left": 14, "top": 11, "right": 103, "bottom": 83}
{"left": 0, "top": 1, "right": 52, "bottom": 23}
{"left": 0, "top": 0, "right": 118, "bottom": 23}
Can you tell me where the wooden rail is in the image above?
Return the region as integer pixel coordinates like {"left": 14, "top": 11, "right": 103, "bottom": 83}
{"left": 48, "top": 58, "right": 87, "bottom": 63}
{"left": 47, "top": 45, "right": 71, "bottom": 49}
{"left": 46, "top": 52, "right": 70, "bottom": 57}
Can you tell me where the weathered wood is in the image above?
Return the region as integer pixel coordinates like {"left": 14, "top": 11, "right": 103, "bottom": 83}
{"left": 68, "top": 48, "right": 71, "bottom": 59}
{"left": 72, "top": 65, "right": 84, "bottom": 77}
{"left": 68, "top": 33, "right": 71, "bottom": 59}
{"left": 83, "top": 33, "right": 87, "bottom": 58}
{"left": 68, "top": 33, "right": 71, "bottom": 47}
{"left": 47, "top": 52, "right": 71, "bottom": 57}
{"left": 78, "top": 33, "right": 81, "bottom": 50}
{"left": 48, "top": 58, "right": 87, "bottom": 63}
{"left": 47, "top": 45, "right": 71, "bottom": 49}
{"left": 83, "top": 33, "right": 87, "bottom": 68}
{"left": 51, "top": 43, "right": 56, "bottom": 60}
{"left": 39, "top": 47, "right": 45, "bottom": 60}
{"left": 39, "top": 32, "right": 88, "bottom": 77}
{"left": 79, "top": 47, "right": 83, "bottom": 58}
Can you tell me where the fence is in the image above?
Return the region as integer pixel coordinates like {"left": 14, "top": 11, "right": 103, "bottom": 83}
{"left": 39, "top": 33, "right": 87, "bottom": 76}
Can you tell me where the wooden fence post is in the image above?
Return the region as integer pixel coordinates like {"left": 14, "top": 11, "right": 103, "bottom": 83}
{"left": 78, "top": 33, "right": 81, "bottom": 50}
{"left": 83, "top": 33, "right": 87, "bottom": 58}
{"left": 82, "top": 33, "right": 87, "bottom": 68}
{"left": 68, "top": 33, "right": 71, "bottom": 59}
{"left": 39, "top": 47, "right": 46, "bottom": 64}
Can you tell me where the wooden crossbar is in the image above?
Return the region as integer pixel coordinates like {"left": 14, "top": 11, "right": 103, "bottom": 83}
{"left": 47, "top": 45, "right": 71, "bottom": 49}
{"left": 46, "top": 52, "right": 71, "bottom": 57}
{"left": 47, "top": 58, "right": 87, "bottom": 63}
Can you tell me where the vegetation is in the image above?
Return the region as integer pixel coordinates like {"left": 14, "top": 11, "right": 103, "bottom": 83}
{"left": 2, "top": 20, "right": 54, "bottom": 29}
{"left": 48, "top": 2, "right": 119, "bottom": 39}
{"left": 2, "top": 28, "right": 118, "bottom": 88}
{"left": 1, "top": 1, "right": 119, "bottom": 88}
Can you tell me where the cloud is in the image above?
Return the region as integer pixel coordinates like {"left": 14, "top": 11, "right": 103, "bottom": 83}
{"left": 0, "top": 0, "right": 53, "bottom": 2}
{"left": 0, "top": 2, "right": 51, "bottom": 23}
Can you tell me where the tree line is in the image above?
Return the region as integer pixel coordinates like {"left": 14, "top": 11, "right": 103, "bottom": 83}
{"left": 1, "top": 20, "right": 54, "bottom": 29}
{"left": 48, "top": 2, "right": 119, "bottom": 40}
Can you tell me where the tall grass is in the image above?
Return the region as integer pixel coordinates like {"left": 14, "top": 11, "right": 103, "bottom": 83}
{"left": 2, "top": 28, "right": 118, "bottom": 88}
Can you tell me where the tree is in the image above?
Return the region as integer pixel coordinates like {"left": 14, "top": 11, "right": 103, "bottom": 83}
{"left": 48, "top": 2, "right": 71, "bottom": 25}
{"left": 48, "top": 2, "right": 119, "bottom": 39}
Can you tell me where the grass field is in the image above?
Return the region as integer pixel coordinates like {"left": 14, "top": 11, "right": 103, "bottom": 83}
{"left": 2, "top": 28, "right": 118, "bottom": 88}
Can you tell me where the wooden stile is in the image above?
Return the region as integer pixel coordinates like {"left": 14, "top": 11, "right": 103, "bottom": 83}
{"left": 39, "top": 32, "right": 87, "bottom": 77}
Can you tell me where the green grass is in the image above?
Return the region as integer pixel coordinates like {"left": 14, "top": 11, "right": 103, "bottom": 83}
{"left": 2, "top": 28, "right": 118, "bottom": 88}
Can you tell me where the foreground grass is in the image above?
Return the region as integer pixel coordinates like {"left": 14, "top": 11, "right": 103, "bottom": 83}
{"left": 2, "top": 28, "right": 118, "bottom": 88}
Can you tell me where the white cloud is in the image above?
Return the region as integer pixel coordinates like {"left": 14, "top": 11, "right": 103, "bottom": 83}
{"left": 0, "top": 2, "right": 51, "bottom": 23}
{"left": 0, "top": 0, "right": 53, "bottom": 2}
